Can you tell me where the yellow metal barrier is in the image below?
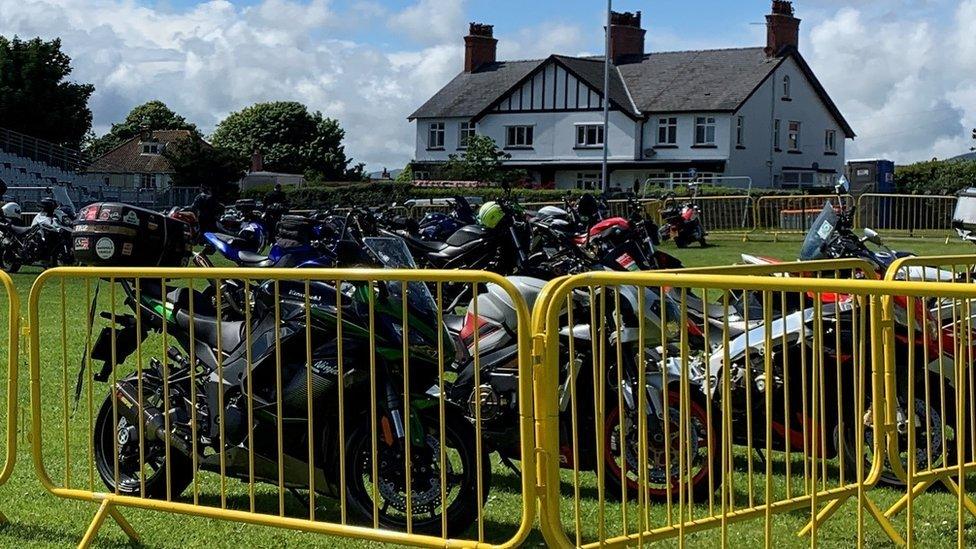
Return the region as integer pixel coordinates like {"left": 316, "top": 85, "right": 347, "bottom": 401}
{"left": 0, "top": 271, "right": 19, "bottom": 524}
{"left": 857, "top": 193, "right": 957, "bottom": 239}
{"left": 754, "top": 194, "right": 854, "bottom": 239}
{"left": 880, "top": 255, "right": 976, "bottom": 546}
{"left": 531, "top": 272, "right": 929, "bottom": 548}
{"left": 27, "top": 266, "right": 535, "bottom": 548}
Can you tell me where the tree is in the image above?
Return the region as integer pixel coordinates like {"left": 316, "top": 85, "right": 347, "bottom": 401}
{"left": 971, "top": 128, "right": 975, "bottom": 152}
{"left": 162, "top": 135, "right": 245, "bottom": 200}
{"left": 442, "top": 135, "right": 526, "bottom": 184}
{"left": 86, "top": 100, "right": 198, "bottom": 159}
{"left": 0, "top": 36, "right": 94, "bottom": 149}
{"left": 211, "top": 101, "right": 362, "bottom": 180}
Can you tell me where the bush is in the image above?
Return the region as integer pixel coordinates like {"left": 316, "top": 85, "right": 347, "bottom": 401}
{"left": 895, "top": 160, "right": 976, "bottom": 195}
{"left": 239, "top": 182, "right": 803, "bottom": 210}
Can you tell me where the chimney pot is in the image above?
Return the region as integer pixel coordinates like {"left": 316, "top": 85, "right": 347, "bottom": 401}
{"left": 765, "top": 1, "right": 800, "bottom": 57}
{"left": 608, "top": 10, "right": 646, "bottom": 64}
{"left": 464, "top": 22, "right": 497, "bottom": 72}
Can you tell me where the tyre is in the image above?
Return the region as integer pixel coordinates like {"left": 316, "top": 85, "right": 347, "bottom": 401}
{"left": 0, "top": 252, "right": 20, "bottom": 273}
{"left": 344, "top": 408, "right": 490, "bottom": 537}
{"left": 604, "top": 390, "right": 722, "bottom": 503}
{"left": 838, "top": 378, "right": 953, "bottom": 488}
{"left": 93, "top": 387, "right": 195, "bottom": 499}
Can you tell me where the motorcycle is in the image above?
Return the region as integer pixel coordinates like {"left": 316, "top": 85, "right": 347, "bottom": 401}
{"left": 218, "top": 199, "right": 284, "bottom": 253}
{"left": 0, "top": 198, "right": 74, "bottom": 272}
{"left": 448, "top": 274, "right": 721, "bottom": 501}
{"left": 87, "top": 236, "right": 490, "bottom": 536}
{"left": 659, "top": 186, "right": 707, "bottom": 248}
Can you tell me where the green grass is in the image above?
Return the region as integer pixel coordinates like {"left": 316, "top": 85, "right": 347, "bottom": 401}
{"left": 0, "top": 235, "right": 973, "bottom": 548}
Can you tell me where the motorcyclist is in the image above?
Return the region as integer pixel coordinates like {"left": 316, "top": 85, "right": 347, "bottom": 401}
{"left": 263, "top": 184, "right": 287, "bottom": 209}
{"left": 190, "top": 185, "right": 222, "bottom": 237}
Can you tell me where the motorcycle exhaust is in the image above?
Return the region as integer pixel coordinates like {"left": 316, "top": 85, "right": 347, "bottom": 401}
{"left": 113, "top": 380, "right": 193, "bottom": 456}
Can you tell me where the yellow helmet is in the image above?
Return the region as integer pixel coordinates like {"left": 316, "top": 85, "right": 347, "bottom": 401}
{"left": 477, "top": 201, "right": 506, "bottom": 229}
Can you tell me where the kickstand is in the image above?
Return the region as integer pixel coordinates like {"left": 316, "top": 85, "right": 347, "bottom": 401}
{"left": 754, "top": 448, "right": 767, "bottom": 468}
{"left": 289, "top": 488, "right": 310, "bottom": 509}
{"left": 500, "top": 454, "right": 521, "bottom": 476}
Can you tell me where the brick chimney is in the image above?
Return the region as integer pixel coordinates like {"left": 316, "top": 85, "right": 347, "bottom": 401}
{"left": 464, "top": 23, "right": 497, "bottom": 73}
{"left": 250, "top": 148, "right": 264, "bottom": 173}
{"left": 765, "top": 1, "right": 800, "bottom": 57}
{"left": 608, "top": 11, "right": 646, "bottom": 64}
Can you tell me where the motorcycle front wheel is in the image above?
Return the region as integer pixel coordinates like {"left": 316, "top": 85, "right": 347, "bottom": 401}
{"left": 0, "top": 250, "right": 20, "bottom": 273}
{"left": 604, "top": 390, "right": 722, "bottom": 503}
{"left": 344, "top": 408, "right": 490, "bottom": 537}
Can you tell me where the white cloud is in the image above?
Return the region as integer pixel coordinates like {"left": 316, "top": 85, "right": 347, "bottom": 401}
{"left": 805, "top": 2, "right": 976, "bottom": 162}
{"left": 0, "top": 0, "right": 465, "bottom": 171}
{"left": 387, "top": 0, "right": 465, "bottom": 46}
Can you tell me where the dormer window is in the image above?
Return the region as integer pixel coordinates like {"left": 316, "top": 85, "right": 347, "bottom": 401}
{"left": 782, "top": 76, "right": 792, "bottom": 100}
{"left": 141, "top": 142, "right": 160, "bottom": 155}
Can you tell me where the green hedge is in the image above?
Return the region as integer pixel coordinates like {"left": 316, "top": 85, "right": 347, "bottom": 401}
{"left": 895, "top": 160, "right": 976, "bottom": 195}
{"left": 241, "top": 182, "right": 806, "bottom": 209}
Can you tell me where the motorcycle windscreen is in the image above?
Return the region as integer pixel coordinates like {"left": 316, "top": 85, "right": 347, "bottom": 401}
{"left": 363, "top": 237, "right": 436, "bottom": 315}
{"left": 799, "top": 202, "right": 839, "bottom": 261}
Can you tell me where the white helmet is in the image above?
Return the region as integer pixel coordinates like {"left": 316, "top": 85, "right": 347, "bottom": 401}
{"left": 1, "top": 202, "right": 21, "bottom": 219}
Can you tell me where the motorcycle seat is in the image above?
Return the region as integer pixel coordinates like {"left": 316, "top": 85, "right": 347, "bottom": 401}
{"left": 403, "top": 234, "right": 449, "bottom": 253}
{"left": 162, "top": 287, "right": 246, "bottom": 351}
{"left": 9, "top": 225, "right": 32, "bottom": 236}
{"left": 237, "top": 251, "right": 275, "bottom": 268}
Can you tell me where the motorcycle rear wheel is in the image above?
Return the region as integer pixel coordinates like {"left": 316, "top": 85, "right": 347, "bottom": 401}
{"left": 93, "top": 390, "right": 195, "bottom": 499}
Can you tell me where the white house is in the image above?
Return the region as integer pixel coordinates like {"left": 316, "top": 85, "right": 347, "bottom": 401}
{"left": 409, "top": 1, "right": 854, "bottom": 190}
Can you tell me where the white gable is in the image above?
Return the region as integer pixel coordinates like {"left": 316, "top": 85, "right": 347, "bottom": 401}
{"left": 493, "top": 62, "right": 604, "bottom": 113}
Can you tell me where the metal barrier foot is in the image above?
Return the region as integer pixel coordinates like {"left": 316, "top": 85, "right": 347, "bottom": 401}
{"left": 940, "top": 478, "right": 976, "bottom": 519}
{"left": 883, "top": 478, "right": 934, "bottom": 519}
{"left": 797, "top": 496, "right": 905, "bottom": 547}
{"left": 78, "top": 500, "right": 140, "bottom": 549}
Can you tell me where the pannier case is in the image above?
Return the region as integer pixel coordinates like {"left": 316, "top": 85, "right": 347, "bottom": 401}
{"left": 73, "top": 203, "right": 192, "bottom": 266}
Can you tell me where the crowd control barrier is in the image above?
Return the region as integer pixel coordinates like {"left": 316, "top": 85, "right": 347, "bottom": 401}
{"left": 857, "top": 194, "right": 957, "bottom": 240}
{"left": 530, "top": 271, "right": 916, "bottom": 548}
{"left": 0, "top": 272, "right": 19, "bottom": 524}
{"left": 16, "top": 256, "right": 976, "bottom": 548}
{"left": 754, "top": 194, "right": 855, "bottom": 239}
{"left": 26, "top": 267, "right": 536, "bottom": 548}
{"left": 662, "top": 195, "right": 755, "bottom": 237}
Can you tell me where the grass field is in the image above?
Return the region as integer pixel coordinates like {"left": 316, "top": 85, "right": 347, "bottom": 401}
{"left": 0, "top": 234, "right": 974, "bottom": 548}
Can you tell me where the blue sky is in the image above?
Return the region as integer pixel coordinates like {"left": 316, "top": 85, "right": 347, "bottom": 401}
{"left": 0, "top": 0, "right": 973, "bottom": 169}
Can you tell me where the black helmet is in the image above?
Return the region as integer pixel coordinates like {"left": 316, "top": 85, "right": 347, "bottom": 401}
{"left": 39, "top": 197, "right": 58, "bottom": 214}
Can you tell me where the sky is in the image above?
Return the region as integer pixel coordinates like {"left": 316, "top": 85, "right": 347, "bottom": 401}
{"left": 0, "top": 0, "right": 973, "bottom": 171}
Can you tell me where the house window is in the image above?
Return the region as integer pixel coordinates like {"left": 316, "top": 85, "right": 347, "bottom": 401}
{"left": 575, "top": 172, "right": 602, "bottom": 190}
{"left": 459, "top": 122, "right": 476, "bottom": 149}
{"left": 575, "top": 124, "right": 604, "bottom": 148}
{"left": 825, "top": 130, "right": 837, "bottom": 153}
{"left": 773, "top": 119, "right": 782, "bottom": 150}
{"left": 788, "top": 121, "right": 801, "bottom": 151}
{"left": 694, "top": 116, "right": 716, "bottom": 146}
{"left": 735, "top": 116, "right": 745, "bottom": 148}
{"left": 657, "top": 117, "right": 678, "bottom": 145}
{"left": 141, "top": 142, "right": 160, "bottom": 155}
{"left": 427, "top": 123, "right": 445, "bottom": 149}
{"left": 139, "top": 173, "right": 157, "bottom": 189}
{"left": 782, "top": 171, "right": 815, "bottom": 188}
{"left": 506, "top": 125, "right": 534, "bottom": 148}
{"left": 782, "top": 76, "right": 791, "bottom": 99}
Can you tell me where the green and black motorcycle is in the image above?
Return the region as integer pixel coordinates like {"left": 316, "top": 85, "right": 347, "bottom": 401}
{"left": 88, "top": 237, "right": 489, "bottom": 536}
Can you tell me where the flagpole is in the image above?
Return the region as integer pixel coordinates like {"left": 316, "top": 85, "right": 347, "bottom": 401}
{"left": 601, "top": 0, "right": 612, "bottom": 195}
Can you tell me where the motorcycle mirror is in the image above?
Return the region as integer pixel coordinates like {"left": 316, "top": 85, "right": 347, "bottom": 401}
{"left": 835, "top": 175, "right": 851, "bottom": 195}
{"left": 863, "top": 228, "right": 884, "bottom": 246}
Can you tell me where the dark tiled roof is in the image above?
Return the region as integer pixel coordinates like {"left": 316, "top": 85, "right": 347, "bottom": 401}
{"left": 408, "top": 60, "right": 541, "bottom": 120}
{"left": 86, "top": 130, "right": 195, "bottom": 174}
{"left": 553, "top": 55, "right": 639, "bottom": 117}
{"left": 616, "top": 47, "right": 777, "bottom": 112}
{"left": 409, "top": 47, "right": 854, "bottom": 137}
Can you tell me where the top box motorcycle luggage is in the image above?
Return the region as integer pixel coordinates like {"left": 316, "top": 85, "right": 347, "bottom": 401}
{"left": 73, "top": 203, "right": 192, "bottom": 267}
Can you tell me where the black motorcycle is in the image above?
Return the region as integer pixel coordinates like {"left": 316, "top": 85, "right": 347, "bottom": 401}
{"left": 88, "top": 237, "right": 489, "bottom": 536}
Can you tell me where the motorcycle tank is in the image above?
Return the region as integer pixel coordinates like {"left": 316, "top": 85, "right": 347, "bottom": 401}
{"left": 537, "top": 206, "right": 569, "bottom": 220}
{"left": 800, "top": 203, "right": 839, "bottom": 261}
{"left": 446, "top": 224, "right": 491, "bottom": 247}
{"left": 474, "top": 276, "right": 547, "bottom": 331}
